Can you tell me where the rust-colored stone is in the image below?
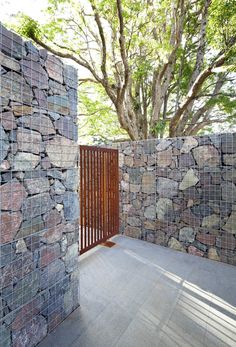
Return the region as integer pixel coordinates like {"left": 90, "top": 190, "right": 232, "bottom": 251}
{"left": 196, "top": 233, "right": 216, "bottom": 246}
{"left": 0, "top": 212, "right": 22, "bottom": 243}
{"left": 0, "top": 180, "right": 28, "bottom": 211}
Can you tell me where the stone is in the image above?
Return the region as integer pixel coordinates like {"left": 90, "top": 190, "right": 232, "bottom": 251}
{"left": 63, "top": 64, "right": 78, "bottom": 89}
{"left": 191, "top": 203, "right": 213, "bottom": 217}
{"left": 143, "top": 141, "right": 156, "bottom": 154}
{"left": 178, "top": 153, "right": 195, "bottom": 167}
{"left": 0, "top": 125, "right": 9, "bottom": 164}
{"left": 222, "top": 211, "right": 236, "bottom": 234}
{"left": 168, "top": 237, "right": 186, "bottom": 252}
{"left": 216, "top": 234, "right": 236, "bottom": 250}
{"left": 208, "top": 248, "right": 220, "bottom": 261}
{"left": 0, "top": 160, "right": 10, "bottom": 171}
{"left": 1, "top": 71, "right": 33, "bottom": 104}
{"left": 46, "top": 54, "right": 64, "bottom": 83}
{"left": 40, "top": 259, "right": 65, "bottom": 290}
{"left": 21, "top": 58, "right": 48, "bottom": 89}
{"left": 68, "top": 88, "right": 77, "bottom": 116}
{"left": 24, "top": 177, "right": 50, "bottom": 194}
{"left": 196, "top": 234, "right": 216, "bottom": 246}
{"left": 156, "top": 198, "right": 173, "bottom": 221}
{"left": 0, "top": 179, "right": 27, "bottom": 211}
{"left": 193, "top": 241, "right": 207, "bottom": 252}
{"left": 46, "top": 136, "right": 78, "bottom": 168}
{"left": 125, "top": 226, "right": 141, "bottom": 238}
{"left": 202, "top": 185, "right": 221, "bottom": 201}
{"left": 179, "top": 169, "right": 199, "bottom": 190}
{"left": 17, "top": 128, "right": 42, "bottom": 154}
{"left": 121, "top": 180, "right": 129, "bottom": 191}
{"left": 12, "top": 315, "right": 47, "bottom": 347}
{"left": 221, "top": 181, "right": 236, "bottom": 202}
{"left": 0, "top": 212, "right": 22, "bottom": 243}
{"left": 130, "top": 184, "right": 140, "bottom": 193}
{"left": 18, "top": 114, "right": 56, "bottom": 135}
{"left": 222, "top": 168, "right": 236, "bottom": 183}
{"left": 181, "top": 137, "right": 198, "bottom": 153}
{"left": 11, "top": 297, "right": 41, "bottom": 331}
{"left": 41, "top": 157, "right": 51, "bottom": 169}
{"left": 63, "top": 243, "right": 78, "bottom": 273}
{"left": 127, "top": 216, "right": 141, "bottom": 227}
{"left": 202, "top": 214, "right": 220, "bottom": 228}
{"left": 54, "top": 116, "right": 77, "bottom": 141}
{"left": 192, "top": 145, "right": 220, "bottom": 167}
{"left": 221, "top": 133, "right": 236, "bottom": 154}
{"left": 12, "top": 104, "right": 33, "bottom": 116}
{"left": 43, "top": 209, "right": 62, "bottom": 228}
{"left": 64, "top": 169, "right": 78, "bottom": 191}
{"left": 47, "top": 169, "right": 64, "bottom": 180}
{"left": 156, "top": 139, "right": 171, "bottom": 151}
{"left": 0, "top": 325, "right": 11, "bottom": 347}
{"left": 16, "top": 239, "right": 28, "bottom": 253}
{"left": 56, "top": 204, "right": 63, "bottom": 212}
{"left": 142, "top": 172, "right": 155, "bottom": 193}
{"left": 0, "top": 243, "right": 16, "bottom": 268}
{"left": 40, "top": 243, "right": 61, "bottom": 267}
{"left": 0, "top": 49, "right": 20, "bottom": 71}
{"left": 42, "top": 223, "right": 64, "bottom": 244}
{"left": 0, "top": 23, "right": 26, "bottom": 57}
{"left": 144, "top": 205, "right": 156, "bottom": 220}
{"left": 156, "top": 148, "right": 172, "bottom": 167}
{"left": 22, "top": 193, "right": 53, "bottom": 220}
{"left": 179, "top": 227, "right": 196, "bottom": 243}
{"left": 156, "top": 177, "right": 178, "bottom": 198}
{"left": 33, "top": 88, "right": 48, "bottom": 108}
{"left": 63, "top": 192, "right": 79, "bottom": 221}
{"left": 180, "top": 209, "right": 201, "bottom": 226}
{"left": 47, "top": 95, "right": 69, "bottom": 115}
{"left": 223, "top": 154, "right": 236, "bottom": 166}
{"left": 188, "top": 246, "right": 204, "bottom": 257}
{"left": 124, "top": 156, "right": 134, "bottom": 167}
{"left": 17, "top": 216, "right": 44, "bottom": 238}
{"left": 1, "top": 111, "right": 17, "bottom": 130}
{"left": 2, "top": 270, "right": 40, "bottom": 310}
{"left": 49, "top": 79, "right": 67, "bottom": 95}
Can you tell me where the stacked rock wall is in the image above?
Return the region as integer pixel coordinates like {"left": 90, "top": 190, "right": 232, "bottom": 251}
{"left": 116, "top": 133, "right": 236, "bottom": 266}
{"left": 0, "top": 24, "right": 79, "bottom": 346}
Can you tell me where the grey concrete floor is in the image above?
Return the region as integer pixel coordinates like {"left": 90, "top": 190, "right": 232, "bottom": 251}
{"left": 39, "top": 235, "right": 236, "bottom": 347}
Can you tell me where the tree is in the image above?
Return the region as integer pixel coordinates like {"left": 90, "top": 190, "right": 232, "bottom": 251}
{"left": 13, "top": 0, "right": 236, "bottom": 140}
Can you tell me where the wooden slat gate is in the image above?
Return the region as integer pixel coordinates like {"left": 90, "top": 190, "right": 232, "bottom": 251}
{"left": 79, "top": 146, "right": 119, "bottom": 254}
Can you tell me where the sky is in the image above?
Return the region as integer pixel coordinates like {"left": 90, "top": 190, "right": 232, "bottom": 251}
{"left": 0, "top": 0, "right": 48, "bottom": 22}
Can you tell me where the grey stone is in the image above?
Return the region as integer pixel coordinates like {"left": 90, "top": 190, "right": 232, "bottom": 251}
{"left": 13, "top": 153, "right": 40, "bottom": 171}
{"left": 2, "top": 270, "right": 40, "bottom": 310}
{"left": 191, "top": 204, "right": 213, "bottom": 217}
{"left": 193, "top": 241, "right": 208, "bottom": 252}
{"left": 0, "top": 243, "right": 16, "bottom": 268}
{"left": 0, "top": 125, "right": 9, "bottom": 164}
{"left": 24, "top": 177, "right": 50, "bottom": 195}
{"left": 63, "top": 192, "right": 79, "bottom": 221}
{"left": 0, "top": 325, "right": 11, "bottom": 347}
{"left": 63, "top": 243, "right": 78, "bottom": 273}
{"left": 0, "top": 23, "right": 26, "bottom": 58}
{"left": 193, "top": 145, "right": 220, "bottom": 167}
{"left": 0, "top": 50, "right": 20, "bottom": 71}
{"left": 178, "top": 153, "right": 195, "bottom": 167}
{"left": 1, "top": 111, "right": 17, "bottom": 131}
{"left": 12, "top": 315, "right": 47, "bottom": 347}
{"left": 221, "top": 181, "right": 236, "bottom": 202}
{"left": 53, "top": 179, "right": 66, "bottom": 195}
{"left": 156, "top": 198, "right": 173, "bottom": 221}
{"left": 64, "top": 169, "right": 78, "bottom": 191}
{"left": 22, "top": 193, "right": 54, "bottom": 220}
{"left": 223, "top": 154, "right": 236, "bottom": 166}
{"left": 18, "top": 114, "right": 56, "bottom": 135}
{"left": 68, "top": 88, "right": 77, "bottom": 116}
{"left": 49, "top": 79, "right": 67, "bottom": 95}
{"left": 46, "top": 54, "right": 64, "bottom": 83}
{"left": 47, "top": 169, "right": 64, "bottom": 180}
{"left": 202, "top": 185, "right": 221, "bottom": 201}
{"left": 179, "top": 169, "right": 199, "bottom": 190}
{"left": 222, "top": 211, "right": 236, "bottom": 234}
{"left": 47, "top": 95, "right": 69, "bottom": 115}
{"left": 17, "top": 128, "right": 42, "bottom": 154}
{"left": 179, "top": 227, "right": 196, "bottom": 243}
{"left": 221, "top": 133, "right": 236, "bottom": 154}
{"left": 46, "top": 135, "right": 78, "bottom": 168}
{"left": 54, "top": 116, "right": 77, "bottom": 141}
{"left": 180, "top": 137, "right": 198, "bottom": 153}
{"left": 127, "top": 216, "right": 141, "bottom": 227}
{"left": 21, "top": 58, "right": 48, "bottom": 89}
{"left": 143, "top": 141, "right": 156, "bottom": 154}
{"left": 142, "top": 172, "right": 155, "bottom": 194}
{"left": 16, "top": 216, "right": 44, "bottom": 239}
{"left": 25, "top": 40, "right": 39, "bottom": 55}
{"left": 156, "top": 139, "right": 172, "bottom": 151}
{"left": 156, "top": 177, "right": 178, "bottom": 198}
{"left": 144, "top": 205, "right": 156, "bottom": 220}
{"left": 156, "top": 148, "right": 172, "bottom": 167}
{"left": 222, "top": 168, "right": 236, "bottom": 183}
{"left": 63, "top": 64, "right": 78, "bottom": 89}
{"left": 40, "top": 259, "right": 65, "bottom": 290}
{"left": 168, "top": 237, "right": 186, "bottom": 252}
{"left": 16, "top": 239, "right": 28, "bottom": 253}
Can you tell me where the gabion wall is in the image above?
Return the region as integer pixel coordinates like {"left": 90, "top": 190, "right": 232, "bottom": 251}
{"left": 0, "top": 24, "right": 79, "bottom": 346}
{"left": 116, "top": 133, "right": 236, "bottom": 266}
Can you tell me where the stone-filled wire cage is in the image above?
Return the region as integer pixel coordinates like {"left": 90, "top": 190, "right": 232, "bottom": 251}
{"left": 0, "top": 24, "right": 80, "bottom": 346}
{"left": 116, "top": 133, "right": 236, "bottom": 266}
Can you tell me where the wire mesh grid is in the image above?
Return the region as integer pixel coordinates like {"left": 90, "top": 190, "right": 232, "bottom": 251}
{"left": 0, "top": 23, "right": 80, "bottom": 345}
